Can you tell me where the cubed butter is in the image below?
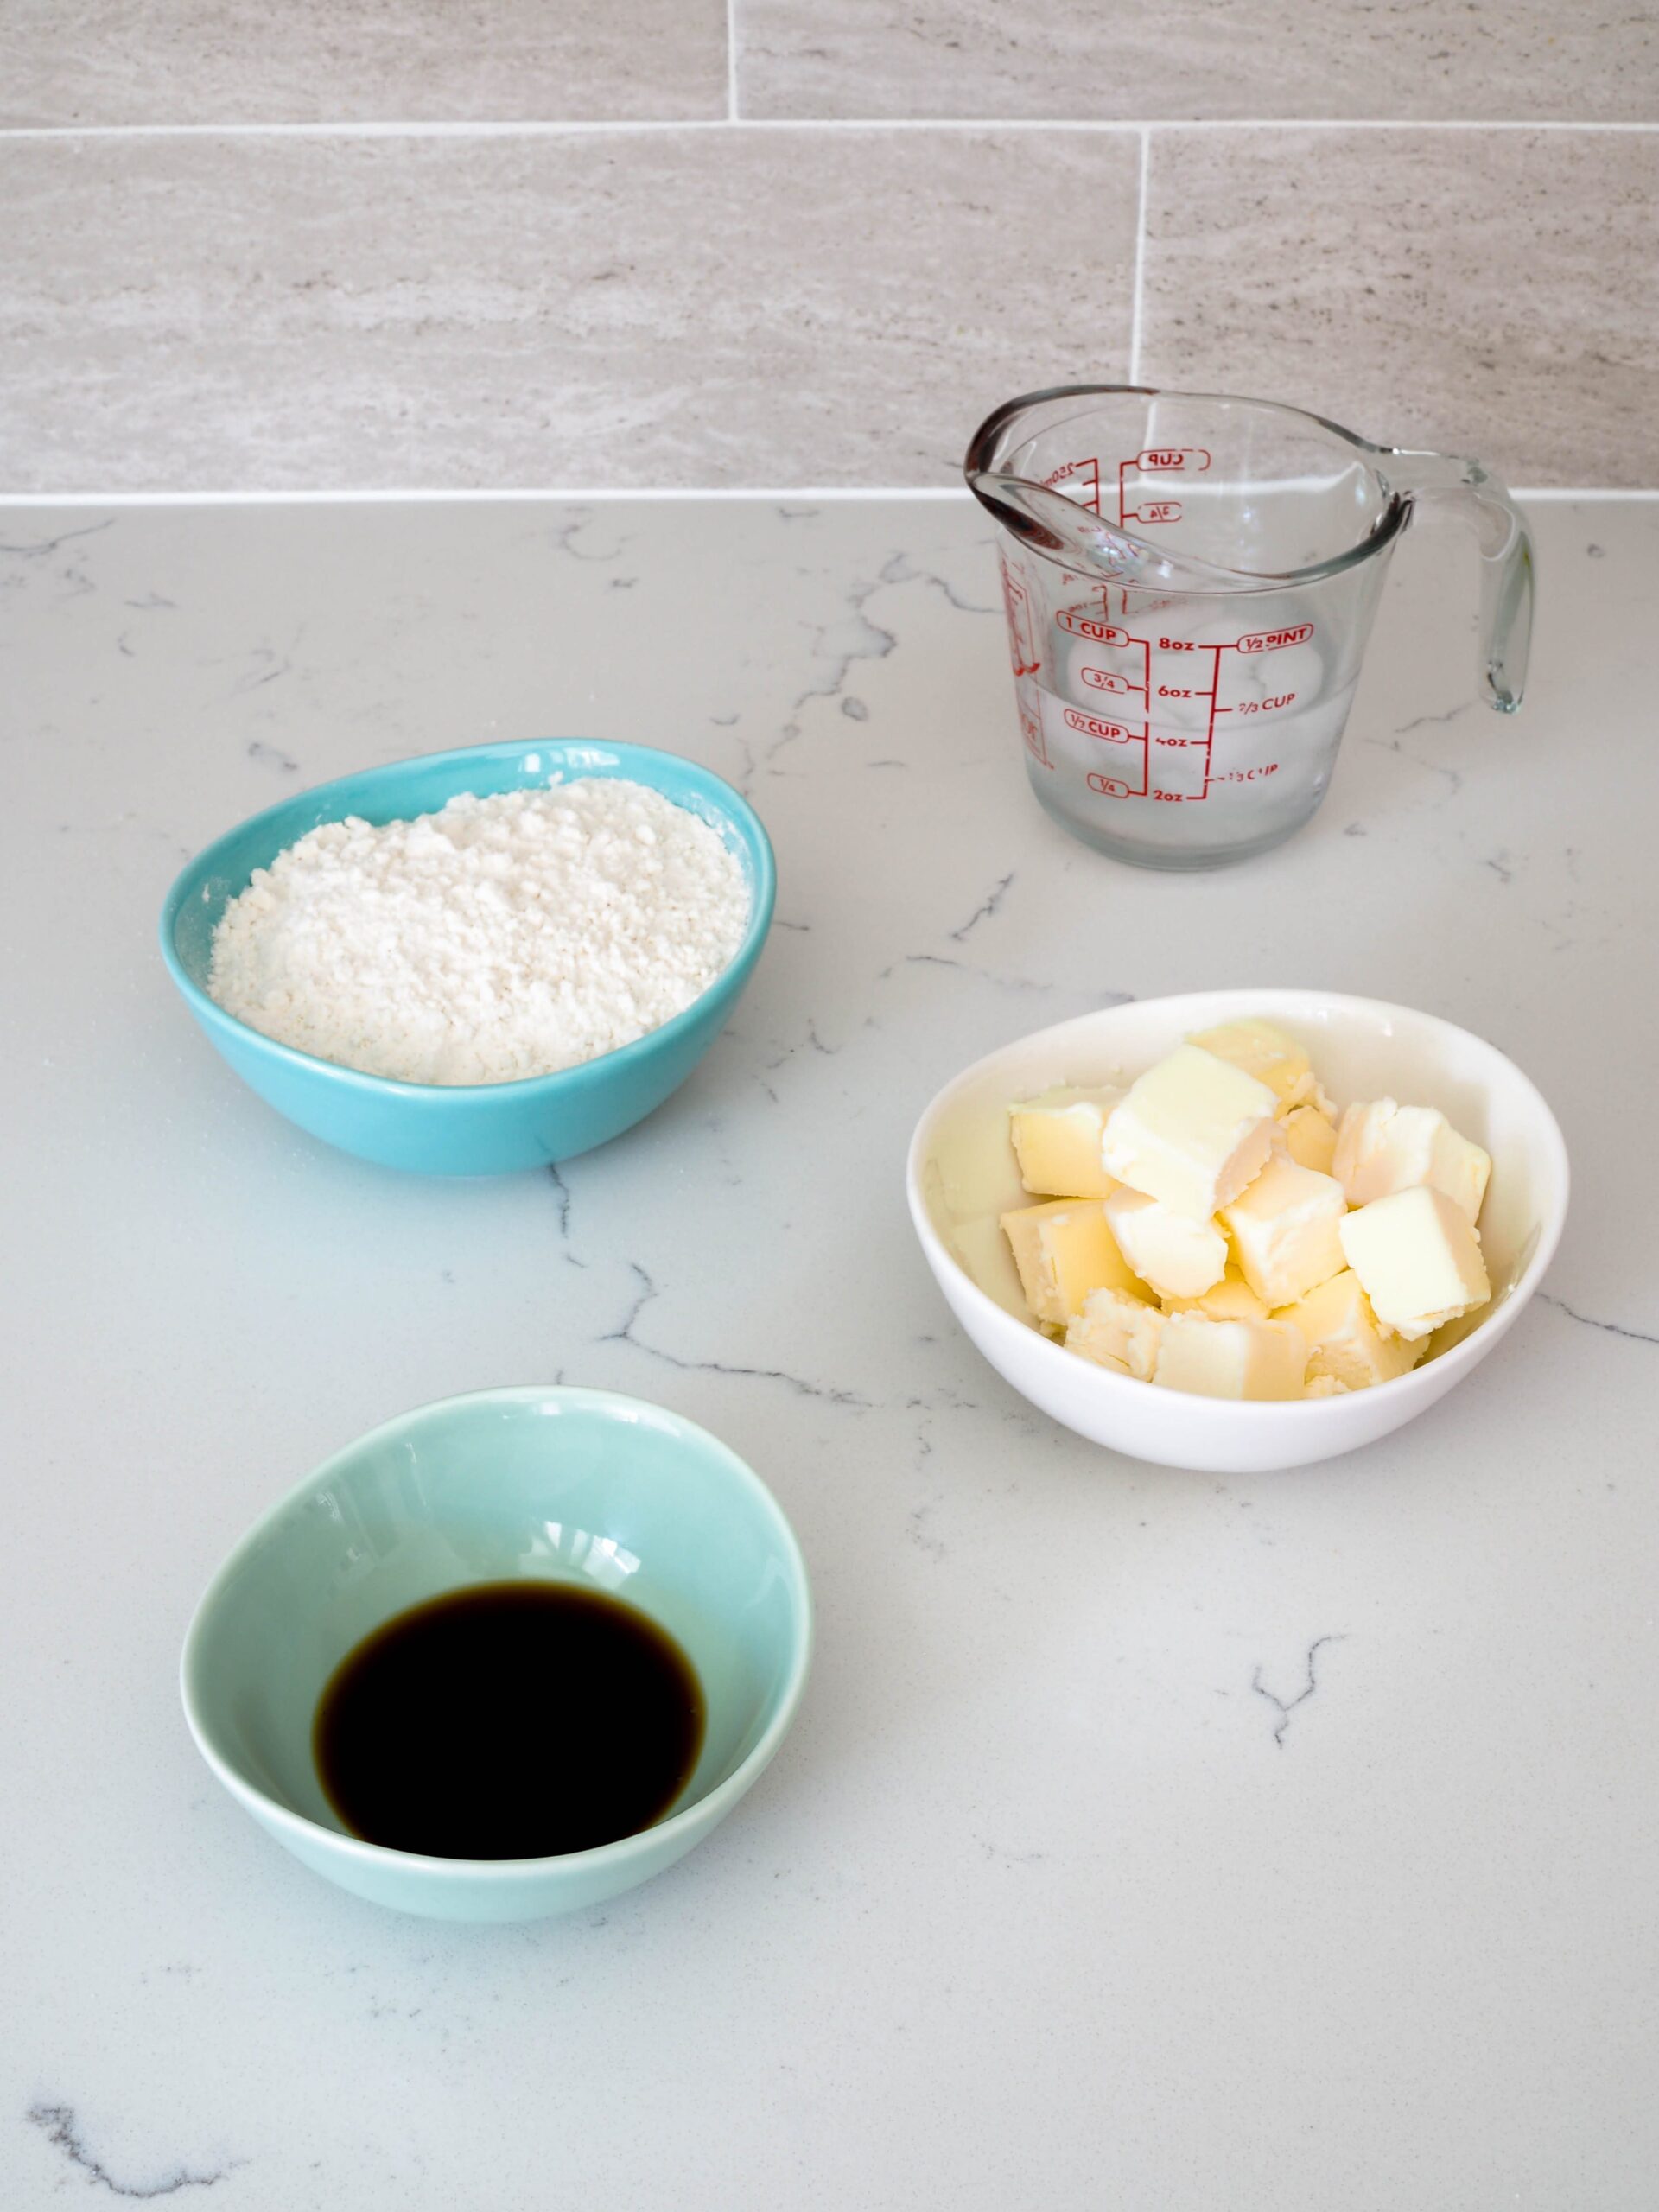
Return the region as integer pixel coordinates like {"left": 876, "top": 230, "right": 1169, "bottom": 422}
{"left": 1154, "top": 1313, "right": 1308, "bottom": 1401}
{"left": 1279, "top": 1102, "right": 1338, "bottom": 1176}
{"left": 1160, "top": 1264, "right": 1268, "bottom": 1322}
{"left": 1187, "top": 1017, "right": 1314, "bottom": 1107}
{"left": 1008, "top": 1084, "right": 1122, "bottom": 1198}
{"left": 1279, "top": 1268, "right": 1421, "bottom": 1391}
{"left": 1066, "top": 1287, "right": 1165, "bottom": 1380}
{"left": 1001, "top": 1199, "right": 1149, "bottom": 1325}
{"left": 1101, "top": 1044, "right": 1278, "bottom": 1222}
{"left": 1338, "top": 1185, "right": 1491, "bottom": 1343}
{"left": 1103, "top": 1186, "right": 1228, "bottom": 1300}
{"left": 1333, "top": 1098, "right": 1491, "bottom": 1224}
{"left": 1218, "top": 1154, "right": 1347, "bottom": 1308}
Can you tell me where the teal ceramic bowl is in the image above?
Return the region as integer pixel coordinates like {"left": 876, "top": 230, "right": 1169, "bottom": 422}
{"left": 181, "top": 1387, "right": 812, "bottom": 1923}
{"left": 159, "top": 739, "right": 775, "bottom": 1174}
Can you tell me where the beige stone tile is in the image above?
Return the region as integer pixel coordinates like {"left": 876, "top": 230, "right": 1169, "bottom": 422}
{"left": 739, "top": 0, "right": 1659, "bottom": 122}
{"left": 0, "top": 0, "right": 728, "bottom": 125}
{"left": 0, "top": 129, "right": 1139, "bottom": 491}
{"left": 1139, "top": 127, "right": 1659, "bottom": 486}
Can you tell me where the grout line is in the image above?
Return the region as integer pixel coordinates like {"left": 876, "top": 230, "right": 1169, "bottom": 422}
{"left": 0, "top": 118, "right": 1656, "bottom": 142}
{"left": 726, "top": 0, "right": 738, "bottom": 121}
{"left": 0, "top": 486, "right": 1653, "bottom": 508}
{"left": 1128, "top": 126, "right": 1151, "bottom": 384}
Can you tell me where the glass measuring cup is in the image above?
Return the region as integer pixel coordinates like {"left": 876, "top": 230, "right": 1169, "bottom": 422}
{"left": 965, "top": 386, "right": 1534, "bottom": 869}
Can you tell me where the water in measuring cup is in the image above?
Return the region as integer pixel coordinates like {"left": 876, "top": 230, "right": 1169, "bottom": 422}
{"left": 1022, "top": 598, "right": 1353, "bottom": 866}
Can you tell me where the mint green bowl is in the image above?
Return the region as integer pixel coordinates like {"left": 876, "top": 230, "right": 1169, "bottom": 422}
{"left": 181, "top": 1388, "right": 812, "bottom": 1923}
{"left": 159, "top": 739, "right": 775, "bottom": 1176}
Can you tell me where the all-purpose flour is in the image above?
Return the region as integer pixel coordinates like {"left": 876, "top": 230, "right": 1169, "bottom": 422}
{"left": 208, "top": 779, "right": 751, "bottom": 1085}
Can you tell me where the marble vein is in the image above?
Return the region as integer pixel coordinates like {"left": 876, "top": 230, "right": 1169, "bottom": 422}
{"left": 224, "top": 632, "right": 303, "bottom": 699}
{"left": 1393, "top": 702, "right": 1478, "bottom": 738}
{"left": 546, "top": 1164, "right": 588, "bottom": 1267}
{"left": 0, "top": 518, "right": 113, "bottom": 559}
{"left": 877, "top": 550, "right": 1001, "bottom": 618}
{"left": 975, "top": 1836, "right": 1046, "bottom": 1866}
{"left": 949, "top": 871, "right": 1014, "bottom": 943}
{"left": 24, "top": 2105, "right": 238, "bottom": 2200}
{"left": 761, "top": 1018, "right": 836, "bottom": 1074}
{"left": 1539, "top": 1294, "right": 1659, "bottom": 1347}
{"left": 1362, "top": 732, "right": 1464, "bottom": 798}
{"left": 546, "top": 1162, "right": 572, "bottom": 1238}
{"left": 548, "top": 512, "right": 632, "bottom": 565}
{"left": 773, "top": 569, "right": 900, "bottom": 763}
{"left": 247, "top": 740, "right": 297, "bottom": 773}
{"left": 1251, "top": 1636, "right": 1344, "bottom": 1750}
{"left": 898, "top": 952, "right": 1049, "bottom": 996}
{"left": 602, "top": 1262, "right": 869, "bottom": 1406}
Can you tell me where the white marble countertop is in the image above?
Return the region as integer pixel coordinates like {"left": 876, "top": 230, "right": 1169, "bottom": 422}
{"left": 5, "top": 493, "right": 1657, "bottom": 2209}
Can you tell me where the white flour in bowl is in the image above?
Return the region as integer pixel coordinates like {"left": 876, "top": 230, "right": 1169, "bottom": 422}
{"left": 207, "top": 778, "right": 752, "bottom": 1084}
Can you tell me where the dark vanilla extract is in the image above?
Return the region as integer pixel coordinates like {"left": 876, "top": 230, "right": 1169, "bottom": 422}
{"left": 314, "top": 1580, "right": 704, "bottom": 1859}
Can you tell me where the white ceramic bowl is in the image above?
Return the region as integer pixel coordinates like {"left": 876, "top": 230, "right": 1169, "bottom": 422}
{"left": 906, "top": 990, "right": 1569, "bottom": 1473}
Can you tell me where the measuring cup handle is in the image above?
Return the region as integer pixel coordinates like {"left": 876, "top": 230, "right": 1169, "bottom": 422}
{"left": 1384, "top": 449, "right": 1535, "bottom": 713}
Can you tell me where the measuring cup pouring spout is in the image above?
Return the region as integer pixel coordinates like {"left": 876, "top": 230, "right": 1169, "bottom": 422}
{"left": 966, "top": 385, "right": 1535, "bottom": 869}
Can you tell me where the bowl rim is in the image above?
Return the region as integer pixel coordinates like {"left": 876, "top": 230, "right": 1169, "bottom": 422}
{"left": 905, "top": 988, "right": 1571, "bottom": 1421}
{"left": 180, "top": 1382, "right": 814, "bottom": 1879}
{"left": 157, "top": 736, "right": 777, "bottom": 1100}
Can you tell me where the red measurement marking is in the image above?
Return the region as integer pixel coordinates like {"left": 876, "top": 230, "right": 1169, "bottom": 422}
{"left": 1058, "top": 610, "right": 1130, "bottom": 645}
{"left": 1054, "top": 602, "right": 1309, "bottom": 806}
{"left": 1065, "top": 706, "right": 1138, "bottom": 742}
{"left": 1235, "top": 622, "right": 1314, "bottom": 654}
{"left": 1000, "top": 556, "right": 1040, "bottom": 677}
{"left": 1136, "top": 448, "right": 1211, "bottom": 472}
{"left": 1044, "top": 456, "right": 1103, "bottom": 515}
{"left": 1203, "top": 643, "right": 1222, "bottom": 795}
{"left": 1116, "top": 448, "right": 1211, "bottom": 524}
{"left": 1071, "top": 710, "right": 1135, "bottom": 741}
{"left": 1087, "top": 772, "right": 1134, "bottom": 798}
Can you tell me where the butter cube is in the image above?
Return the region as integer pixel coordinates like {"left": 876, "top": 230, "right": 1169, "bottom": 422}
{"left": 1154, "top": 1313, "right": 1307, "bottom": 1402}
{"left": 1187, "top": 1017, "right": 1314, "bottom": 1107}
{"left": 1101, "top": 1044, "right": 1278, "bottom": 1222}
{"left": 1001, "top": 1199, "right": 1148, "bottom": 1325}
{"left": 1219, "top": 1154, "right": 1347, "bottom": 1308}
{"left": 1066, "top": 1287, "right": 1165, "bottom": 1379}
{"left": 1333, "top": 1098, "right": 1491, "bottom": 1224}
{"left": 1008, "top": 1084, "right": 1122, "bottom": 1198}
{"left": 1280, "top": 1268, "right": 1421, "bottom": 1391}
{"left": 1338, "top": 1186, "right": 1491, "bottom": 1342}
{"left": 1279, "top": 1102, "right": 1338, "bottom": 1176}
{"left": 1160, "top": 1264, "right": 1268, "bottom": 1322}
{"left": 1103, "top": 1186, "right": 1228, "bottom": 1300}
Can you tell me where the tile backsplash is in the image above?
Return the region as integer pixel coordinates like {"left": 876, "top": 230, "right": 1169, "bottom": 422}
{"left": 1, "top": 2, "right": 1654, "bottom": 491}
